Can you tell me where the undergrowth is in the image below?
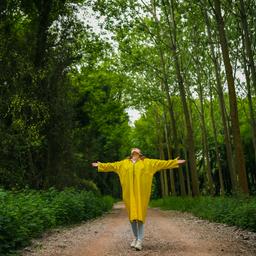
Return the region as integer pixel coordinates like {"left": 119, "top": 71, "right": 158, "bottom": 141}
{"left": 150, "top": 196, "right": 256, "bottom": 232}
{"left": 0, "top": 187, "right": 114, "bottom": 255}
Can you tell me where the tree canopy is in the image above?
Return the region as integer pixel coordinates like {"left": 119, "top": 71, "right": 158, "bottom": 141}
{"left": 1, "top": 0, "right": 256, "bottom": 197}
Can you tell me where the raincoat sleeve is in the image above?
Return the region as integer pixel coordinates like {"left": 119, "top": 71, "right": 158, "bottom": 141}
{"left": 97, "top": 161, "right": 122, "bottom": 174}
{"left": 150, "top": 157, "right": 179, "bottom": 174}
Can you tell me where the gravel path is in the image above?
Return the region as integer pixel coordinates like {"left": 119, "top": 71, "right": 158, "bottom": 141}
{"left": 21, "top": 202, "right": 256, "bottom": 256}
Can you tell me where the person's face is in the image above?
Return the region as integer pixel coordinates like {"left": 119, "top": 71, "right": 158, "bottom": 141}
{"left": 131, "top": 148, "right": 141, "bottom": 159}
{"left": 132, "top": 152, "right": 140, "bottom": 158}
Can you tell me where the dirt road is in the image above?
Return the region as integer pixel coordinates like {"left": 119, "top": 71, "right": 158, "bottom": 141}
{"left": 21, "top": 202, "right": 256, "bottom": 256}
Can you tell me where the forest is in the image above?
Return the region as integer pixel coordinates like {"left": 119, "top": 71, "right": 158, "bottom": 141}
{"left": 1, "top": 0, "right": 255, "bottom": 196}
{"left": 0, "top": 0, "right": 256, "bottom": 254}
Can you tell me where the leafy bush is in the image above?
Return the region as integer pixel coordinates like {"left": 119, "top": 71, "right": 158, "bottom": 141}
{"left": 150, "top": 196, "right": 256, "bottom": 232}
{"left": 0, "top": 187, "right": 114, "bottom": 255}
{"left": 72, "top": 178, "right": 101, "bottom": 196}
{"left": 101, "top": 195, "right": 115, "bottom": 212}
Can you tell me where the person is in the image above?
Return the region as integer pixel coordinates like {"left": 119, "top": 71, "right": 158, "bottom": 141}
{"left": 92, "top": 148, "right": 186, "bottom": 251}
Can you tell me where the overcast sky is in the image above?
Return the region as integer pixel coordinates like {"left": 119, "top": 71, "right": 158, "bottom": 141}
{"left": 125, "top": 108, "right": 141, "bottom": 126}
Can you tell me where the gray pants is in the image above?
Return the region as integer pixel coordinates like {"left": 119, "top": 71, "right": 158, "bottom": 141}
{"left": 130, "top": 220, "right": 144, "bottom": 240}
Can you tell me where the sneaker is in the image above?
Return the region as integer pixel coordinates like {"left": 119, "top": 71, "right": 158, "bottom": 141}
{"left": 130, "top": 239, "right": 137, "bottom": 248}
{"left": 135, "top": 239, "right": 143, "bottom": 251}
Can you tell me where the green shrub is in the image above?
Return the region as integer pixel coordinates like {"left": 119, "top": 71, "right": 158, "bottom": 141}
{"left": 73, "top": 178, "right": 100, "bottom": 196}
{"left": 80, "top": 191, "right": 105, "bottom": 220}
{"left": 150, "top": 196, "right": 256, "bottom": 232}
{"left": 101, "top": 195, "right": 115, "bottom": 212}
{"left": 0, "top": 187, "right": 114, "bottom": 255}
{"left": 51, "top": 188, "right": 85, "bottom": 225}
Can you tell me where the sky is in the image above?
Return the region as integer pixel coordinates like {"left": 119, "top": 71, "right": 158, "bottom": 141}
{"left": 125, "top": 108, "right": 141, "bottom": 126}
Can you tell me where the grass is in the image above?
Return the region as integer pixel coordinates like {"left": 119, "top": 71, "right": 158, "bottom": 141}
{"left": 150, "top": 196, "right": 256, "bottom": 232}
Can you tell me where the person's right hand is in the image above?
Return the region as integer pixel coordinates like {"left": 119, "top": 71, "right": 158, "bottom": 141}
{"left": 92, "top": 162, "right": 99, "bottom": 167}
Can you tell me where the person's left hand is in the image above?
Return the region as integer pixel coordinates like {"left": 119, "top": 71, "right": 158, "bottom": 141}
{"left": 177, "top": 156, "right": 186, "bottom": 164}
{"left": 177, "top": 159, "right": 186, "bottom": 165}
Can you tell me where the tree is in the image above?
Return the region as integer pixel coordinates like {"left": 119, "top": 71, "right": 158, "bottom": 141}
{"left": 213, "top": 0, "right": 249, "bottom": 194}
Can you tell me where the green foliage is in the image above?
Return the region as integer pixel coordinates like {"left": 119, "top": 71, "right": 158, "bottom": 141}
{"left": 0, "top": 0, "right": 87, "bottom": 189}
{"left": 91, "top": 0, "right": 256, "bottom": 196}
{"left": 73, "top": 177, "right": 101, "bottom": 195}
{"left": 0, "top": 188, "right": 114, "bottom": 255}
{"left": 150, "top": 176, "right": 160, "bottom": 200}
{"left": 150, "top": 196, "right": 256, "bottom": 232}
{"left": 0, "top": 0, "right": 132, "bottom": 196}
{"left": 132, "top": 104, "right": 164, "bottom": 158}
{"left": 1, "top": 0, "right": 256, "bottom": 218}
{"left": 70, "top": 67, "right": 132, "bottom": 196}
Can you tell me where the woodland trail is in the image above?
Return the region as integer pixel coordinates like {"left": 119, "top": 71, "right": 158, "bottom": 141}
{"left": 21, "top": 202, "right": 256, "bottom": 256}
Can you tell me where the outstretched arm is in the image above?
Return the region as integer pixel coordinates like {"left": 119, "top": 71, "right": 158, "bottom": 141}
{"left": 150, "top": 157, "right": 186, "bottom": 174}
{"left": 91, "top": 161, "right": 122, "bottom": 173}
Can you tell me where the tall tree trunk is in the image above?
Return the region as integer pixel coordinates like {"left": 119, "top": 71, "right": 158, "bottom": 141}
{"left": 209, "top": 84, "right": 225, "bottom": 195}
{"left": 183, "top": 139, "right": 192, "bottom": 196}
{"left": 239, "top": 0, "right": 256, "bottom": 94}
{"left": 163, "top": 0, "right": 199, "bottom": 196}
{"left": 241, "top": 33, "right": 256, "bottom": 181}
{"left": 159, "top": 133, "right": 167, "bottom": 197}
{"left": 163, "top": 110, "right": 176, "bottom": 196}
{"left": 213, "top": 0, "right": 249, "bottom": 194}
{"left": 34, "top": 1, "right": 52, "bottom": 69}
{"left": 160, "top": 64, "right": 186, "bottom": 196}
{"left": 157, "top": 46, "right": 176, "bottom": 196}
{"left": 204, "top": 8, "right": 238, "bottom": 193}
{"left": 170, "top": 101, "right": 186, "bottom": 196}
{"left": 159, "top": 167, "right": 166, "bottom": 197}
{"left": 155, "top": 108, "right": 169, "bottom": 197}
{"left": 33, "top": 1, "right": 53, "bottom": 188}
{"left": 151, "top": 1, "right": 186, "bottom": 196}
{"left": 160, "top": 142, "right": 169, "bottom": 197}
{"left": 195, "top": 62, "right": 214, "bottom": 195}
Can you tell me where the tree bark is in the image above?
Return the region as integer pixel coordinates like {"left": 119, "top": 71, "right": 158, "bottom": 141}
{"left": 204, "top": 8, "right": 238, "bottom": 193}
{"left": 170, "top": 101, "right": 186, "bottom": 196}
{"left": 34, "top": 0, "right": 52, "bottom": 69}
{"left": 213, "top": 0, "right": 249, "bottom": 194}
{"left": 155, "top": 108, "right": 169, "bottom": 197}
{"left": 160, "top": 142, "right": 169, "bottom": 197}
{"left": 239, "top": 0, "right": 256, "bottom": 94}
{"left": 209, "top": 84, "right": 225, "bottom": 195}
{"left": 198, "top": 77, "right": 214, "bottom": 195}
{"left": 192, "top": 52, "right": 214, "bottom": 195}
{"left": 163, "top": 0, "right": 199, "bottom": 196}
{"left": 163, "top": 110, "right": 176, "bottom": 196}
{"left": 183, "top": 139, "right": 192, "bottom": 196}
{"left": 152, "top": 0, "right": 186, "bottom": 196}
{"left": 241, "top": 32, "right": 256, "bottom": 181}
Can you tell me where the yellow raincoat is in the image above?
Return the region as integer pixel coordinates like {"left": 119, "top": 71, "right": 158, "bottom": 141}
{"left": 98, "top": 157, "right": 179, "bottom": 223}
